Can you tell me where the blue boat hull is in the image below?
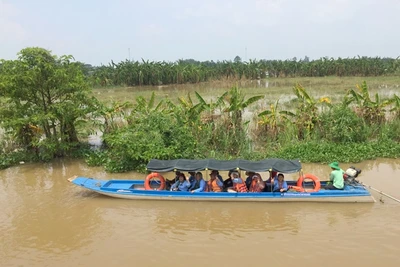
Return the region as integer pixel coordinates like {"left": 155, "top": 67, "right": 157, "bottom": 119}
{"left": 68, "top": 176, "right": 375, "bottom": 203}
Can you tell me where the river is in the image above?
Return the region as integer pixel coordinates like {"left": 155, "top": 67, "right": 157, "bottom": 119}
{"left": 1, "top": 158, "right": 400, "bottom": 267}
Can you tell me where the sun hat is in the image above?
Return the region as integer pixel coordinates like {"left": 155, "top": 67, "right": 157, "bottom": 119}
{"left": 329, "top": 162, "right": 340, "bottom": 170}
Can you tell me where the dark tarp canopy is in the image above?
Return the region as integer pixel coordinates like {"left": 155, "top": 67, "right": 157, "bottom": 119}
{"left": 146, "top": 158, "right": 302, "bottom": 173}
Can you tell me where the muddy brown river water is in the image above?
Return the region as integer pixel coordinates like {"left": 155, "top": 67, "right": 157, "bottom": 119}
{"left": 1, "top": 158, "right": 400, "bottom": 267}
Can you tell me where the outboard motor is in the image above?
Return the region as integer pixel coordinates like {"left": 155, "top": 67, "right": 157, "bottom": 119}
{"left": 344, "top": 166, "right": 362, "bottom": 185}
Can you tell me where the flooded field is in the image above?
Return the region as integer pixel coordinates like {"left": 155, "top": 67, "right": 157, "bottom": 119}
{"left": 93, "top": 76, "right": 400, "bottom": 106}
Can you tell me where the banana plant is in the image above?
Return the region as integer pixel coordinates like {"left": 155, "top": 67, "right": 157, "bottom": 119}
{"left": 292, "top": 83, "right": 320, "bottom": 139}
{"left": 133, "top": 92, "right": 164, "bottom": 115}
{"left": 389, "top": 94, "right": 400, "bottom": 119}
{"left": 258, "top": 100, "right": 295, "bottom": 138}
{"left": 222, "top": 85, "right": 264, "bottom": 127}
{"left": 91, "top": 100, "right": 133, "bottom": 135}
{"left": 347, "top": 81, "right": 392, "bottom": 124}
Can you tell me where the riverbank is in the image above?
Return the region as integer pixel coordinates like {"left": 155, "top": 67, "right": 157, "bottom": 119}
{"left": 2, "top": 77, "right": 400, "bottom": 172}
{"left": 2, "top": 138, "right": 400, "bottom": 172}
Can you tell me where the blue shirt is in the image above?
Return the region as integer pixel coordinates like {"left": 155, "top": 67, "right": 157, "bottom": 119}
{"left": 190, "top": 179, "right": 206, "bottom": 192}
{"left": 171, "top": 180, "right": 191, "bottom": 191}
{"left": 273, "top": 179, "right": 288, "bottom": 191}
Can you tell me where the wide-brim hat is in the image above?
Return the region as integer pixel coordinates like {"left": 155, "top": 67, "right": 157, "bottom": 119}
{"left": 329, "top": 162, "right": 340, "bottom": 170}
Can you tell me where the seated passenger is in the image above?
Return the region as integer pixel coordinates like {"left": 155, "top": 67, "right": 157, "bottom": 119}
{"left": 190, "top": 172, "right": 206, "bottom": 193}
{"left": 244, "top": 171, "right": 256, "bottom": 190}
{"left": 170, "top": 173, "right": 191, "bottom": 191}
{"left": 273, "top": 173, "right": 288, "bottom": 192}
{"left": 223, "top": 170, "right": 235, "bottom": 190}
{"left": 166, "top": 171, "right": 181, "bottom": 190}
{"left": 229, "top": 171, "right": 248, "bottom": 193}
{"left": 210, "top": 170, "right": 224, "bottom": 183}
{"left": 265, "top": 171, "right": 278, "bottom": 183}
{"left": 206, "top": 171, "right": 223, "bottom": 192}
{"left": 264, "top": 171, "right": 278, "bottom": 192}
{"left": 249, "top": 173, "right": 265, "bottom": 193}
{"left": 188, "top": 171, "right": 196, "bottom": 186}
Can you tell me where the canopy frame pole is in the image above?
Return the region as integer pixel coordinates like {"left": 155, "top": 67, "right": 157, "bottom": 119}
{"left": 269, "top": 169, "right": 273, "bottom": 192}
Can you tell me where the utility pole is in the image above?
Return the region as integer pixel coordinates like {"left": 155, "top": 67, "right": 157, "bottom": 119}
{"left": 128, "top": 48, "right": 131, "bottom": 61}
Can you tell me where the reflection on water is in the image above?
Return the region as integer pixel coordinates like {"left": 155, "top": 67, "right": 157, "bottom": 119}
{"left": 1, "top": 159, "right": 400, "bottom": 267}
{"left": 153, "top": 202, "right": 301, "bottom": 235}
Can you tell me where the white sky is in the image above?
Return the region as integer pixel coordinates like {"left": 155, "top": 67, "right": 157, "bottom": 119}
{"left": 1, "top": 0, "right": 399, "bottom": 65}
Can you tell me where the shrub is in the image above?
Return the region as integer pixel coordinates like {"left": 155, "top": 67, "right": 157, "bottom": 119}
{"left": 318, "top": 105, "right": 368, "bottom": 143}
{"left": 100, "top": 111, "right": 199, "bottom": 172}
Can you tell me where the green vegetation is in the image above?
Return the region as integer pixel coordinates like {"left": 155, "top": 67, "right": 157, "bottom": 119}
{"left": 0, "top": 47, "right": 99, "bottom": 165}
{"left": 86, "top": 57, "right": 400, "bottom": 87}
{"left": 87, "top": 81, "right": 400, "bottom": 172}
{"left": 1, "top": 48, "right": 400, "bottom": 172}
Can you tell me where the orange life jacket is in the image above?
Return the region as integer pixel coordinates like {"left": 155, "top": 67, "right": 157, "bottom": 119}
{"left": 207, "top": 179, "right": 222, "bottom": 192}
{"left": 249, "top": 179, "right": 263, "bottom": 192}
{"left": 234, "top": 182, "right": 248, "bottom": 193}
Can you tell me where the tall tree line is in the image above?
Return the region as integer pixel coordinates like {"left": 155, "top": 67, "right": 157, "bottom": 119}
{"left": 83, "top": 56, "right": 400, "bottom": 87}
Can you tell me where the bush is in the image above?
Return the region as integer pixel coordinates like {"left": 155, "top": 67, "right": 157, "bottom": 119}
{"left": 100, "top": 111, "right": 199, "bottom": 172}
{"left": 269, "top": 140, "right": 400, "bottom": 163}
{"left": 317, "top": 105, "right": 368, "bottom": 143}
{"left": 379, "top": 119, "right": 400, "bottom": 142}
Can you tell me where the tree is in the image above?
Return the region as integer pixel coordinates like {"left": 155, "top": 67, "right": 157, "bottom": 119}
{"left": 234, "top": 56, "right": 242, "bottom": 63}
{"left": 0, "top": 47, "right": 97, "bottom": 160}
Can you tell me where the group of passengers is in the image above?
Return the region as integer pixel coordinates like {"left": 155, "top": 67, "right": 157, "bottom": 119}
{"left": 168, "top": 169, "right": 289, "bottom": 193}
{"left": 167, "top": 161, "right": 345, "bottom": 193}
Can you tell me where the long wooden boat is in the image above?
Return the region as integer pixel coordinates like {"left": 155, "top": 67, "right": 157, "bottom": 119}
{"left": 68, "top": 158, "right": 375, "bottom": 203}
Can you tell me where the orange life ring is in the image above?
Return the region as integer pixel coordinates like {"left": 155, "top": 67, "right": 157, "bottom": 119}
{"left": 297, "top": 173, "right": 321, "bottom": 192}
{"left": 144, "top": 172, "right": 166, "bottom": 190}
